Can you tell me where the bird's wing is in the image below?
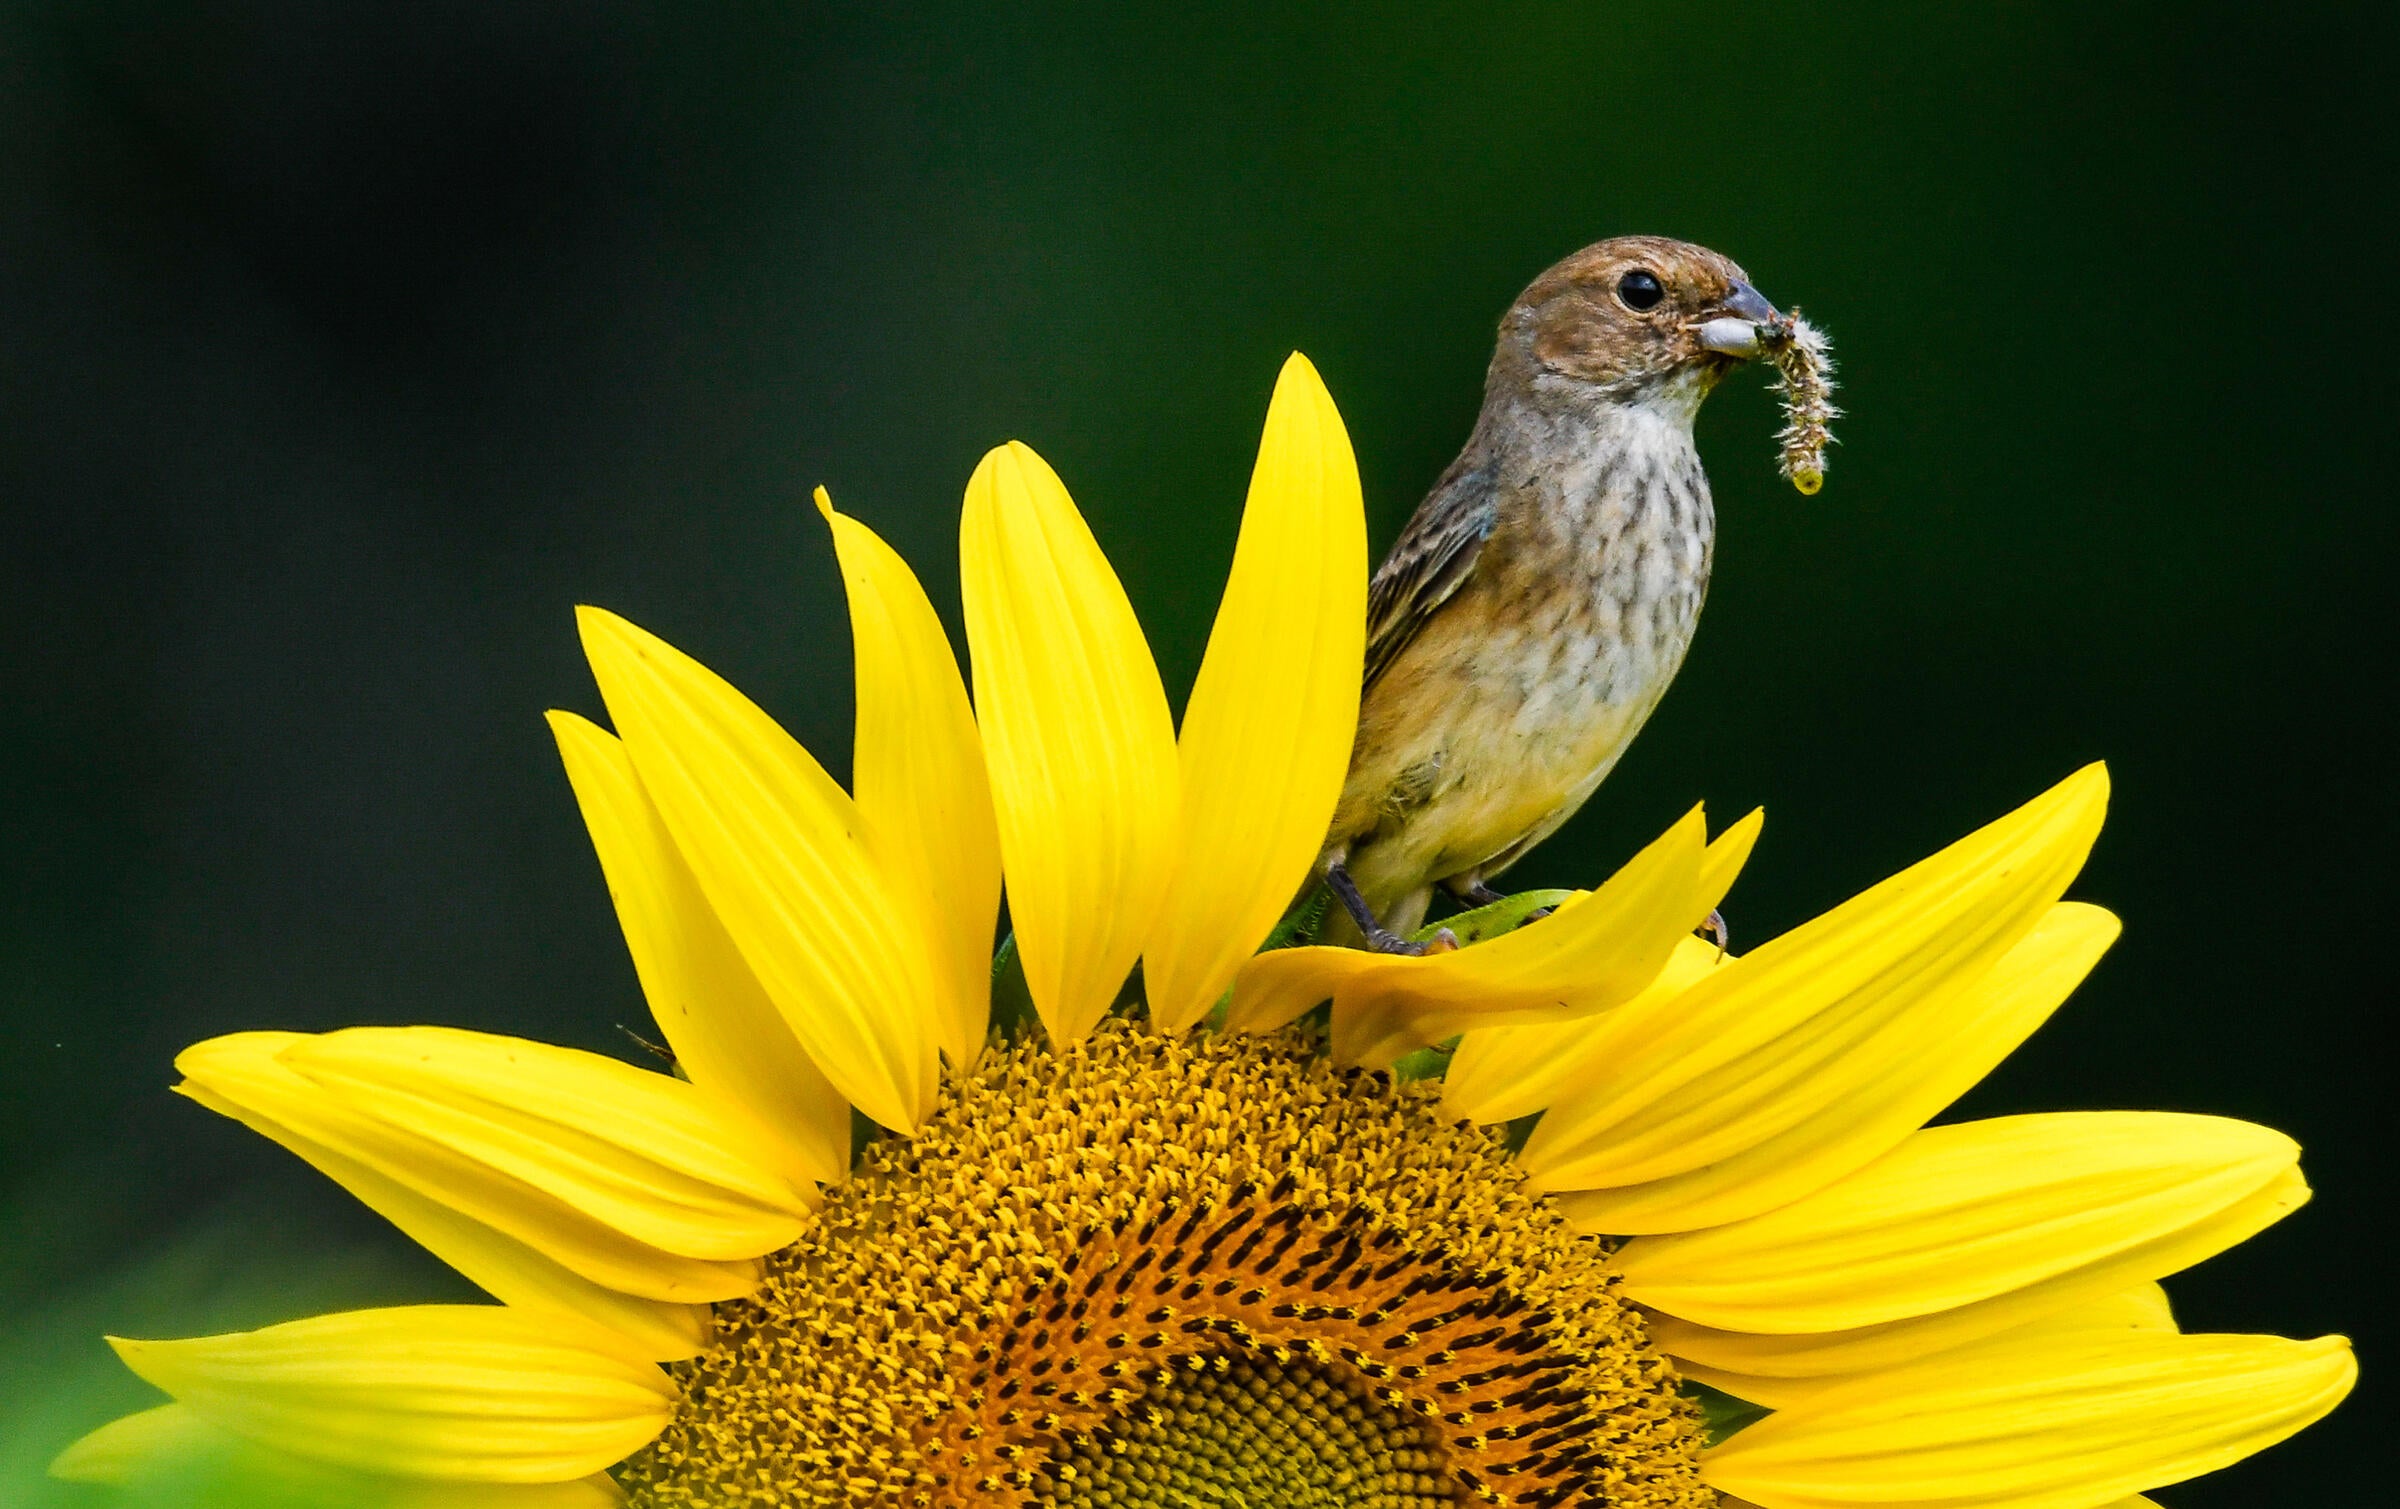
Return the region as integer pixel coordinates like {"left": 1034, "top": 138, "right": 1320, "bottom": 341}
{"left": 1363, "top": 459, "right": 1496, "bottom": 691}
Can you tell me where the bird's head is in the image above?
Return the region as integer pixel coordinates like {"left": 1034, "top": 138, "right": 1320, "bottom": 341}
{"left": 1496, "top": 234, "right": 1780, "bottom": 422}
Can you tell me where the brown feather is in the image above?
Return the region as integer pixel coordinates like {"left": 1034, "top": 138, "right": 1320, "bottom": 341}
{"left": 1362, "top": 453, "right": 1495, "bottom": 691}
{"left": 1320, "top": 235, "right": 1772, "bottom": 937}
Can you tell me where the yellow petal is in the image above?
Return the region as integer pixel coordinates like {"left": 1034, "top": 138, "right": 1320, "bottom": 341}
{"left": 281, "top": 1027, "right": 809, "bottom": 1261}
{"left": 1723, "top": 1494, "right": 2167, "bottom": 1509}
{"left": 1672, "top": 1284, "right": 2181, "bottom": 1411}
{"left": 1696, "top": 806, "right": 1765, "bottom": 916}
{"left": 1651, "top": 1165, "right": 2305, "bottom": 1381}
{"left": 1665, "top": 1365, "right": 1814, "bottom": 1414}
{"left": 1524, "top": 765, "right": 2109, "bottom": 1230}
{"left": 1700, "top": 1331, "right": 2354, "bottom": 1509}
{"left": 1228, "top": 806, "right": 1710, "bottom": 1067}
{"left": 179, "top": 1055, "right": 706, "bottom": 1361}
{"left": 178, "top": 1032, "right": 769, "bottom": 1306}
{"left": 1440, "top": 810, "right": 1760, "bottom": 1121}
{"left": 1554, "top": 900, "right": 2118, "bottom": 1235}
{"left": 959, "top": 441, "right": 1181, "bottom": 1042}
{"left": 1616, "top": 1110, "right": 2295, "bottom": 1335}
{"left": 1143, "top": 355, "right": 1368, "bottom": 1032}
{"left": 1445, "top": 936, "right": 1727, "bottom": 1125}
{"left": 52, "top": 1404, "right": 627, "bottom": 1506}
{"left": 2058, "top": 1282, "right": 2178, "bottom": 1334}
{"left": 50, "top": 1404, "right": 250, "bottom": 1484}
{"left": 817, "top": 488, "right": 1003, "bottom": 1064}
{"left": 106, "top": 1306, "right": 675, "bottom": 1484}
{"left": 549, "top": 710, "right": 849, "bottom": 1191}
{"left": 577, "top": 607, "right": 938, "bottom": 1132}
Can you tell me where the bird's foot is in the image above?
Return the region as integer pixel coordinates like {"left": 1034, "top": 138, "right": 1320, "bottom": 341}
{"left": 1368, "top": 926, "right": 1459, "bottom": 956}
{"left": 1328, "top": 862, "right": 1455, "bottom": 955}
{"left": 1700, "top": 908, "right": 1730, "bottom": 956}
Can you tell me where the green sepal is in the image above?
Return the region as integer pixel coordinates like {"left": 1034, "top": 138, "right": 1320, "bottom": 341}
{"left": 989, "top": 933, "right": 1039, "bottom": 1042}
{"left": 1390, "top": 1034, "right": 1462, "bottom": 1083}
{"left": 1681, "top": 1378, "right": 1771, "bottom": 1444}
{"left": 848, "top": 1104, "right": 885, "bottom": 1165}
{"left": 1262, "top": 884, "right": 1335, "bottom": 950}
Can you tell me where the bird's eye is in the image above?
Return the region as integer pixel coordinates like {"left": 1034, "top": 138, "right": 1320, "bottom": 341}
{"left": 1617, "top": 269, "right": 1665, "bottom": 311}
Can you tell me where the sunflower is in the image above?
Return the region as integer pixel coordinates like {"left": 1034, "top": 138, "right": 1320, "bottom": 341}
{"left": 54, "top": 356, "right": 2350, "bottom": 1509}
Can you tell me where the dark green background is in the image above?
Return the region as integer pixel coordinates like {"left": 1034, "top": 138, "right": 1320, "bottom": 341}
{"left": 3, "top": 2, "right": 2387, "bottom": 1500}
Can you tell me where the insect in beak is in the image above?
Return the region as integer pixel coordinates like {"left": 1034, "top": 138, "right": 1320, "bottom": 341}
{"left": 1688, "top": 280, "right": 1838, "bottom": 494}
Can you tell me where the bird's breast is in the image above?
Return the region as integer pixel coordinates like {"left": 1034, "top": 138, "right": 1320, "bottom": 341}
{"left": 1493, "top": 424, "right": 1715, "bottom": 713}
{"left": 1330, "top": 388, "right": 1722, "bottom": 900}
{"left": 1356, "top": 438, "right": 1710, "bottom": 795}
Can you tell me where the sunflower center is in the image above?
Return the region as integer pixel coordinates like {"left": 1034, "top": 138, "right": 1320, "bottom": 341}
{"left": 1041, "top": 1350, "right": 1448, "bottom": 1507}
{"left": 615, "top": 1021, "right": 1713, "bottom": 1509}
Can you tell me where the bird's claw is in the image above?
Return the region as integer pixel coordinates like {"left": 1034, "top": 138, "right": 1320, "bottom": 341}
{"left": 1699, "top": 908, "right": 1730, "bottom": 957}
{"left": 1367, "top": 926, "right": 1458, "bottom": 957}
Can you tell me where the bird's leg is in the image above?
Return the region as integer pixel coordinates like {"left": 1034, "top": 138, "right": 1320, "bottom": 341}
{"left": 1327, "top": 862, "right": 1447, "bottom": 955}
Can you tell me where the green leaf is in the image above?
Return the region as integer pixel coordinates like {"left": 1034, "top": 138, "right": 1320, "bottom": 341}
{"left": 1411, "top": 889, "right": 1573, "bottom": 947}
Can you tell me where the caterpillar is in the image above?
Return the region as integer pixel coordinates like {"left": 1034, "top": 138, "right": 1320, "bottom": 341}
{"left": 1760, "top": 312, "right": 1839, "bottom": 495}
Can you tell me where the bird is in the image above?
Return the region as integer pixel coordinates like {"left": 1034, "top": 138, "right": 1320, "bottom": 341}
{"left": 1316, "top": 234, "right": 1785, "bottom": 953}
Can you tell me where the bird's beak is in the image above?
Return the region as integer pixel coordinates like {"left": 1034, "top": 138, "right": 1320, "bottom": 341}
{"left": 1693, "top": 282, "right": 1782, "bottom": 360}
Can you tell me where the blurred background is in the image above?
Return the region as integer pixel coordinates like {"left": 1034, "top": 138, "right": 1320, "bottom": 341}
{"left": 3, "top": 1, "right": 2390, "bottom": 1500}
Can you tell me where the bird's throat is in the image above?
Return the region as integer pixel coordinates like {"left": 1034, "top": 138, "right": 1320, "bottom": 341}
{"left": 1500, "top": 388, "right": 1715, "bottom": 591}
